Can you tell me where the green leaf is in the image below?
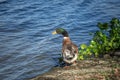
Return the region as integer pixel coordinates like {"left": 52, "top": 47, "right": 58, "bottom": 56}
{"left": 95, "top": 52, "right": 99, "bottom": 57}
{"left": 80, "top": 44, "right": 87, "bottom": 49}
{"left": 79, "top": 55, "right": 84, "bottom": 60}
{"left": 97, "top": 22, "right": 108, "bottom": 30}
{"left": 111, "top": 18, "right": 119, "bottom": 25}
{"left": 105, "top": 47, "right": 110, "bottom": 51}
{"left": 78, "top": 18, "right": 120, "bottom": 59}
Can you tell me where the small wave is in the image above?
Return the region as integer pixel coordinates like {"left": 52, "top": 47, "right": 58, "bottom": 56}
{"left": 0, "top": 0, "right": 7, "bottom": 4}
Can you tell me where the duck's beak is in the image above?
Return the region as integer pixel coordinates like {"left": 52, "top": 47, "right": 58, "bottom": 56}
{"left": 52, "top": 31, "right": 57, "bottom": 35}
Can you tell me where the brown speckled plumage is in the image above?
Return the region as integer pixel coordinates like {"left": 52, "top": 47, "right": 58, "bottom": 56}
{"left": 52, "top": 28, "right": 78, "bottom": 64}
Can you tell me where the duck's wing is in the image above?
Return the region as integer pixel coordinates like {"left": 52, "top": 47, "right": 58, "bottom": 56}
{"left": 71, "top": 43, "right": 78, "bottom": 54}
{"left": 62, "top": 43, "right": 78, "bottom": 63}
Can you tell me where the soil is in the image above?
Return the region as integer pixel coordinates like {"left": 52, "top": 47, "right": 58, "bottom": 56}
{"left": 30, "top": 58, "right": 120, "bottom": 80}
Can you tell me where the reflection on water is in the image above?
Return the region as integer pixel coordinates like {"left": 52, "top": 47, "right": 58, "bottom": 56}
{"left": 0, "top": 0, "right": 120, "bottom": 80}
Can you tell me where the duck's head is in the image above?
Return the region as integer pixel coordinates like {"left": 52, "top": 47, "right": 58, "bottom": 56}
{"left": 52, "top": 28, "right": 69, "bottom": 37}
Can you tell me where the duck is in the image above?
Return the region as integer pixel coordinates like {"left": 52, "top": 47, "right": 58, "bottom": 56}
{"left": 52, "top": 28, "right": 78, "bottom": 65}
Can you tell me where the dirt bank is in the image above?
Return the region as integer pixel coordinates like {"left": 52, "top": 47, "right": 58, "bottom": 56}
{"left": 30, "top": 58, "right": 120, "bottom": 80}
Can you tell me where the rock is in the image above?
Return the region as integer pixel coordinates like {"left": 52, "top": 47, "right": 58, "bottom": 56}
{"left": 30, "top": 58, "right": 120, "bottom": 80}
{"left": 104, "top": 54, "right": 111, "bottom": 59}
{"left": 114, "top": 50, "right": 120, "bottom": 56}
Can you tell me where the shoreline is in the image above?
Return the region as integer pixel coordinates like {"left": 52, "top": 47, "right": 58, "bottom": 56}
{"left": 30, "top": 58, "right": 120, "bottom": 80}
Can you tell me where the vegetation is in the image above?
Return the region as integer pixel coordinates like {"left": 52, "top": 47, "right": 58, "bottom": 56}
{"left": 78, "top": 18, "right": 120, "bottom": 60}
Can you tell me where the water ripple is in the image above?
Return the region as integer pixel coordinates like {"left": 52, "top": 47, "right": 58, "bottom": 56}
{"left": 0, "top": 0, "right": 120, "bottom": 80}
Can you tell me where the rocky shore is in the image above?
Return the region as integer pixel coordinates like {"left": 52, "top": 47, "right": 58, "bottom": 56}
{"left": 30, "top": 58, "right": 120, "bottom": 80}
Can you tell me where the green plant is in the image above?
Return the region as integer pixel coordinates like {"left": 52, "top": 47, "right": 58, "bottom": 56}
{"left": 78, "top": 18, "right": 120, "bottom": 60}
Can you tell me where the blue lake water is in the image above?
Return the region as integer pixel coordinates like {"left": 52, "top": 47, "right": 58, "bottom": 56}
{"left": 0, "top": 0, "right": 120, "bottom": 80}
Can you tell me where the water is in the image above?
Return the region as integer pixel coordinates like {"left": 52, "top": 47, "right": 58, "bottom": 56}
{"left": 0, "top": 0, "right": 120, "bottom": 80}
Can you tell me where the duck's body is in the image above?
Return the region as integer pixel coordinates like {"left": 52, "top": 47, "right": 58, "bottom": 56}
{"left": 52, "top": 28, "right": 78, "bottom": 64}
{"left": 62, "top": 37, "right": 78, "bottom": 64}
